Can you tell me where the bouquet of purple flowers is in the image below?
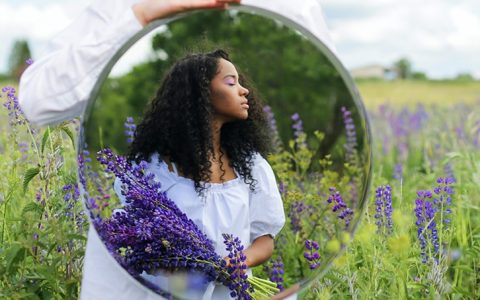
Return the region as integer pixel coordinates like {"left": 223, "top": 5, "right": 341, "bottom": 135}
{"left": 94, "top": 148, "right": 279, "bottom": 300}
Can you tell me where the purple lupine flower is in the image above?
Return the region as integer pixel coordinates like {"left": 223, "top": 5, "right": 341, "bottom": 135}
{"left": 62, "top": 183, "right": 80, "bottom": 219}
{"left": 303, "top": 239, "right": 321, "bottom": 270}
{"left": 290, "top": 112, "right": 307, "bottom": 148}
{"left": 425, "top": 201, "right": 439, "bottom": 258}
{"left": 93, "top": 148, "right": 280, "bottom": 299}
{"left": 288, "top": 201, "right": 314, "bottom": 234}
{"left": 443, "top": 164, "right": 456, "bottom": 184}
{"left": 433, "top": 177, "right": 454, "bottom": 228}
{"left": 341, "top": 106, "right": 357, "bottom": 164}
{"left": 2, "top": 86, "right": 27, "bottom": 127}
{"left": 278, "top": 181, "right": 287, "bottom": 197}
{"left": 223, "top": 233, "right": 253, "bottom": 299}
{"left": 374, "top": 185, "right": 393, "bottom": 235}
{"left": 393, "top": 163, "right": 403, "bottom": 181}
{"left": 270, "top": 257, "right": 284, "bottom": 291}
{"left": 26, "top": 58, "right": 34, "bottom": 65}
{"left": 409, "top": 104, "right": 428, "bottom": 131}
{"left": 415, "top": 190, "right": 440, "bottom": 263}
{"left": 415, "top": 191, "right": 430, "bottom": 263}
{"left": 291, "top": 113, "right": 303, "bottom": 137}
{"left": 327, "top": 187, "right": 354, "bottom": 229}
{"left": 124, "top": 116, "right": 136, "bottom": 144}
{"left": 263, "top": 105, "right": 282, "bottom": 149}
{"left": 18, "top": 142, "right": 29, "bottom": 161}
{"left": 96, "top": 148, "right": 228, "bottom": 281}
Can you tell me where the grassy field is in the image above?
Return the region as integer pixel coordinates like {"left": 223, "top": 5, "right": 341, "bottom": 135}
{"left": 356, "top": 79, "right": 480, "bottom": 108}
{"left": 1, "top": 79, "right": 479, "bottom": 299}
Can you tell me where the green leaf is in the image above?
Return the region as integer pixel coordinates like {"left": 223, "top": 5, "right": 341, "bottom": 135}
{"left": 66, "top": 234, "right": 87, "bottom": 242}
{"left": 41, "top": 127, "right": 51, "bottom": 154}
{"left": 23, "top": 167, "right": 40, "bottom": 193}
{"left": 21, "top": 201, "right": 43, "bottom": 217}
{"left": 61, "top": 126, "right": 75, "bottom": 148}
{"left": 5, "top": 243, "right": 26, "bottom": 273}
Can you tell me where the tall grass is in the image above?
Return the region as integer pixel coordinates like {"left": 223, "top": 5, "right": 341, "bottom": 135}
{"left": 0, "top": 81, "right": 479, "bottom": 299}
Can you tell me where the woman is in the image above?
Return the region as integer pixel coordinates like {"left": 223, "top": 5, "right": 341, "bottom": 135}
{"left": 18, "top": 0, "right": 285, "bottom": 299}
{"left": 112, "top": 48, "right": 285, "bottom": 299}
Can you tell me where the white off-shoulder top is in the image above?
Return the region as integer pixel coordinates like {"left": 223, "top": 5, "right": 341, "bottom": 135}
{"left": 83, "top": 151, "right": 285, "bottom": 299}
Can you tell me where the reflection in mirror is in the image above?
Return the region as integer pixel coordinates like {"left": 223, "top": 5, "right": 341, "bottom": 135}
{"left": 78, "top": 7, "right": 371, "bottom": 299}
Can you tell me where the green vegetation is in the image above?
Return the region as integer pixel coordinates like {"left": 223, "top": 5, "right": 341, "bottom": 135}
{"left": 357, "top": 79, "right": 480, "bottom": 109}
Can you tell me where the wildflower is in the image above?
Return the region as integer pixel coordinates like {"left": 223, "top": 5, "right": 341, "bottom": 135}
{"left": 278, "top": 181, "right": 287, "bottom": 197}
{"left": 270, "top": 257, "right": 284, "bottom": 291}
{"left": 124, "top": 116, "right": 136, "bottom": 144}
{"left": 223, "top": 233, "right": 253, "bottom": 299}
{"left": 95, "top": 148, "right": 278, "bottom": 299}
{"left": 288, "top": 201, "right": 314, "bottom": 234}
{"left": 414, "top": 190, "right": 439, "bottom": 263}
{"left": 340, "top": 106, "right": 357, "bottom": 164}
{"left": 290, "top": 112, "right": 307, "bottom": 148}
{"left": 263, "top": 105, "right": 282, "bottom": 149}
{"left": 393, "top": 163, "right": 403, "bottom": 181}
{"left": 433, "top": 177, "right": 454, "bottom": 228}
{"left": 327, "top": 187, "right": 354, "bottom": 229}
{"left": 374, "top": 185, "right": 393, "bottom": 235}
{"left": 2, "top": 86, "right": 27, "bottom": 127}
{"left": 303, "top": 239, "right": 321, "bottom": 270}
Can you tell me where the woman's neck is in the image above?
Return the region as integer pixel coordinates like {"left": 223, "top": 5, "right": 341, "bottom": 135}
{"left": 211, "top": 119, "right": 224, "bottom": 161}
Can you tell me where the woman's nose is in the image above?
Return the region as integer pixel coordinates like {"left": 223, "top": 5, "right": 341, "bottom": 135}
{"left": 241, "top": 86, "right": 249, "bottom": 96}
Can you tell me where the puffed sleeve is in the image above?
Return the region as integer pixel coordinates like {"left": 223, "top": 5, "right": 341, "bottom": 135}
{"left": 249, "top": 152, "right": 286, "bottom": 243}
{"left": 18, "top": 0, "right": 143, "bottom": 126}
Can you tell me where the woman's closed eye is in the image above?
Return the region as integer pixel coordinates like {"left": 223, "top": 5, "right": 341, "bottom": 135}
{"left": 225, "top": 80, "right": 236, "bottom": 86}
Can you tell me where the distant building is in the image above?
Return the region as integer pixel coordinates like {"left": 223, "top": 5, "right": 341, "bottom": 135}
{"left": 350, "top": 64, "right": 396, "bottom": 80}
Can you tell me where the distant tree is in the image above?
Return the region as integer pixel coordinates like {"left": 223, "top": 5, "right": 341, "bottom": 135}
{"left": 455, "top": 72, "right": 474, "bottom": 81}
{"left": 8, "top": 39, "right": 32, "bottom": 81}
{"left": 412, "top": 71, "right": 428, "bottom": 80}
{"left": 393, "top": 57, "right": 412, "bottom": 79}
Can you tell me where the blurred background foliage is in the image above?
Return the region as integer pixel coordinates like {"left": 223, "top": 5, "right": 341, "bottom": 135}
{"left": 85, "top": 10, "right": 363, "bottom": 172}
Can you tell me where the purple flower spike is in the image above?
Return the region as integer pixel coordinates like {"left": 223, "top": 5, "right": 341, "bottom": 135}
{"left": 374, "top": 185, "right": 393, "bottom": 236}
{"left": 288, "top": 201, "right": 314, "bottom": 234}
{"left": 263, "top": 105, "right": 282, "bottom": 149}
{"left": 303, "top": 239, "right": 321, "bottom": 270}
{"left": 414, "top": 183, "right": 449, "bottom": 264}
{"left": 1, "top": 86, "right": 28, "bottom": 127}
{"left": 124, "top": 116, "right": 136, "bottom": 144}
{"left": 223, "top": 233, "right": 253, "bottom": 300}
{"left": 327, "top": 187, "right": 354, "bottom": 229}
{"left": 341, "top": 106, "right": 357, "bottom": 164}
{"left": 290, "top": 112, "right": 307, "bottom": 147}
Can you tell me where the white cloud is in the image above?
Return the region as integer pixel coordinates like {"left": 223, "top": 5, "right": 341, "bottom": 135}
{"left": 0, "top": 0, "right": 89, "bottom": 73}
{"left": 2, "top": 0, "right": 479, "bottom": 79}
{"left": 320, "top": 0, "right": 480, "bottom": 78}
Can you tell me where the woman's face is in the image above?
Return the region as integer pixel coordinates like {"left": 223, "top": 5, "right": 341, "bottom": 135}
{"left": 209, "top": 58, "right": 250, "bottom": 123}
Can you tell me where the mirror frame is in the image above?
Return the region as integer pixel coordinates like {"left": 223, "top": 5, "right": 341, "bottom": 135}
{"left": 77, "top": 4, "right": 373, "bottom": 298}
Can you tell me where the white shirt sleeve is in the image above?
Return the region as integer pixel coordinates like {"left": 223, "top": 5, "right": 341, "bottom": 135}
{"left": 18, "top": 0, "right": 143, "bottom": 126}
{"left": 249, "top": 153, "right": 286, "bottom": 243}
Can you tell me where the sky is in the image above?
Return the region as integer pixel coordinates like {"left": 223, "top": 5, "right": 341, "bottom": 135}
{"left": 1, "top": 0, "right": 479, "bottom": 79}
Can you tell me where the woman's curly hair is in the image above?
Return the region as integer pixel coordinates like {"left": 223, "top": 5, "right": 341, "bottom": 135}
{"left": 127, "top": 49, "right": 274, "bottom": 197}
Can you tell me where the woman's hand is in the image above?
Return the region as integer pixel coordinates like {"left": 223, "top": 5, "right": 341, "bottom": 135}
{"left": 132, "top": 0, "right": 241, "bottom": 27}
{"left": 223, "top": 235, "right": 274, "bottom": 269}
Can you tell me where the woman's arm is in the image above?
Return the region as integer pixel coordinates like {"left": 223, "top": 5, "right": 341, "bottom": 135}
{"left": 223, "top": 235, "right": 274, "bottom": 268}
{"left": 243, "top": 235, "right": 274, "bottom": 267}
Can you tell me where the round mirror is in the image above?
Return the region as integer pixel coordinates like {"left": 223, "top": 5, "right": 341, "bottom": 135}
{"left": 77, "top": 3, "right": 372, "bottom": 299}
